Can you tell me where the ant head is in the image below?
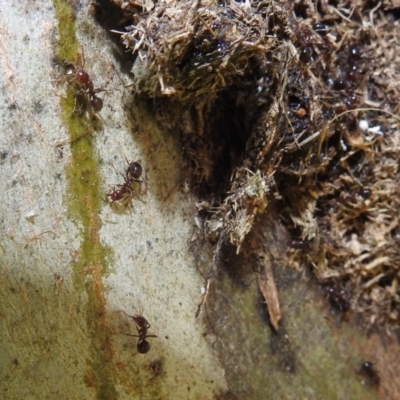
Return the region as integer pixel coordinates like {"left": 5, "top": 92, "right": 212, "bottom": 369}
{"left": 137, "top": 339, "right": 151, "bottom": 354}
{"left": 76, "top": 69, "right": 90, "bottom": 86}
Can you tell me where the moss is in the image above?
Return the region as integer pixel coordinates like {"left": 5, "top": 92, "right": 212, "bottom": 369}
{"left": 53, "top": 1, "right": 117, "bottom": 399}
{"left": 53, "top": 0, "right": 78, "bottom": 61}
{"left": 53, "top": 3, "right": 166, "bottom": 399}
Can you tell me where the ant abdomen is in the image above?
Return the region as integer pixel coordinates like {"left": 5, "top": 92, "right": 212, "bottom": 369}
{"left": 137, "top": 339, "right": 151, "bottom": 354}
{"left": 90, "top": 95, "right": 103, "bottom": 112}
{"left": 127, "top": 162, "right": 143, "bottom": 180}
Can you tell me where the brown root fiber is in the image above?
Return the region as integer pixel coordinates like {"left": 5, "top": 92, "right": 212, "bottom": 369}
{"left": 113, "top": 0, "right": 400, "bottom": 329}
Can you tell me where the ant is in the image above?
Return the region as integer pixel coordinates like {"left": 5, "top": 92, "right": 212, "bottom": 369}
{"left": 289, "top": 238, "right": 308, "bottom": 249}
{"left": 117, "top": 312, "right": 157, "bottom": 354}
{"left": 324, "top": 284, "right": 350, "bottom": 312}
{"left": 106, "top": 161, "right": 143, "bottom": 205}
{"left": 64, "top": 46, "right": 105, "bottom": 114}
{"left": 359, "top": 361, "right": 380, "bottom": 387}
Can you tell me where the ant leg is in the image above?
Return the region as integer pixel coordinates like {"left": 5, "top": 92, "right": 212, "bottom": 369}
{"left": 73, "top": 93, "right": 85, "bottom": 116}
{"left": 93, "top": 88, "right": 107, "bottom": 95}
{"left": 114, "top": 309, "right": 134, "bottom": 319}
{"left": 120, "top": 190, "right": 135, "bottom": 211}
{"left": 80, "top": 45, "right": 86, "bottom": 70}
{"left": 121, "top": 333, "right": 158, "bottom": 340}
{"left": 121, "top": 333, "right": 140, "bottom": 338}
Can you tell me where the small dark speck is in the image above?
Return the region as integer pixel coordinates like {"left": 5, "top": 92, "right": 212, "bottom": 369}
{"left": 147, "top": 359, "right": 163, "bottom": 377}
{"left": 360, "top": 361, "right": 380, "bottom": 386}
{"left": 0, "top": 151, "right": 8, "bottom": 161}
{"left": 12, "top": 359, "right": 19, "bottom": 366}
{"left": 33, "top": 101, "right": 44, "bottom": 114}
{"left": 10, "top": 288, "right": 16, "bottom": 293}
{"left": 8, "top": 103, "right": 17, "bottom": 111}
{"left": 215, "top": 390, "right": 238, "bottom": 400}
{"left": 147, "top": 241, "right": 152, "bottom": 248}
{"left": 57, "top": 147, "right": 64, "bottom": 159}
{"left": 55, "top": 173, "right": 62, "bottom": 180}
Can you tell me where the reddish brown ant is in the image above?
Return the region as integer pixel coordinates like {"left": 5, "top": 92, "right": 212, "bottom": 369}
{"left": 106, "top": 161, "right": 143, "bottom": 205}
{"left": 117, "top": 312, "right": 157, "bottom": 354}
{"left": 64, "top": 46, "right": 105, "bottom": 114}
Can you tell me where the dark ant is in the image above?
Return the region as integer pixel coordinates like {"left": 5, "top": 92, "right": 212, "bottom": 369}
{"left": 313, "top": 23, "right": 331, "bottom": 36}
{"left": 296, "top": 27, "right": 328, "bottom": 63}
{"left": 299, "top": 45, "right": 314, "bottom": 63}
{"left": 359, "top": 361, "right": 380, "bottom": 387}
{"left": 122, "top": 313, "right": 157, "bottom": 354}
{"left": 349, "top": 45, "right": 361, "bottom": 61}
{"left": 324, "top": 284, "right": 350, "bottom": 312}
{"left": 289, "top": 239, "right": 307, "bottom": 249}
{"left": 106, "top": 161, "right": 143, "bottom": 205}
{"left": 296, "top": 25, "right": 333, "bottom": 66}
{"left": 337, "top": 187, "right": 372, "bottom": 206}
{"left": 337, "top": 45, "right": 364, "bottom": 88}
{"left": 296, "top": 28, "right": 315, "bottom": 63}
{"left": 64, "top": 46, "right": 105, "bottom": 114}
{"left": 333, "top": 77, "right": 347, "bottom": 90}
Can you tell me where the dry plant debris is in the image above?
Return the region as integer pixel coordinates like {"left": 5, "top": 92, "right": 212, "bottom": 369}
{"left": 113, "top": 0, "right": 400, "bottom": 329}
